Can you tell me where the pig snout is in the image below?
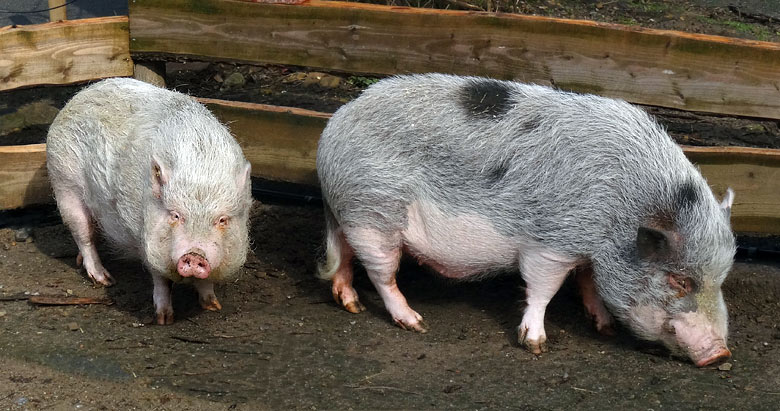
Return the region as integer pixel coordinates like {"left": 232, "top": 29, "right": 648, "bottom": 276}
{"left": 668, "top": 314, "right": 731, "bottom": 367}
{"left": 694, "top": 346, "right": 731, "bottom": 367}
{"left": 177, "top": 249, "right": 211, "bottom": 279}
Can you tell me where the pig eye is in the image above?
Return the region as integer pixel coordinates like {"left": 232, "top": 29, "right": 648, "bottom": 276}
{"left": 169, "top": 211, "right": 182, "bottom": 223}
{"left": 668, "top": 274, "right": 696, "bottom": 297}
{"left": 216, "top": 216, "right": 230, "bottom": 228}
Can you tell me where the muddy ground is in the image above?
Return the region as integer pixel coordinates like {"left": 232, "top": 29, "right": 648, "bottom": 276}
{"left": 1, "top": 202, "right": 779, "bottom": 410}
{"left": 2, "top": 0, "right": 780, "bottom": 409}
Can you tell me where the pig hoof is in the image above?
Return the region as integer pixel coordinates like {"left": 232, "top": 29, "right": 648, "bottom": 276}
{"left": 344, "top": 300, "right": 366, "bottom": 314}
{"left": 596, "top": 322, "right": 616, "bottom": 337}
{"left": 88, "top": 270, "right": 115, "bottom": 287}
{"left": 517, "top": 326, "right": 548, "bottom": 354}
{"left": 394, "top": 317, "right": 428, "bottom": 333}
{"left": 156, "top": 310, "right": 174, "bottom": 325}
{"left": 332, "top": 285, "right": 364, "bottom": 314}
{"left": 200, "top": 296, "right": 222, "bottom": 311}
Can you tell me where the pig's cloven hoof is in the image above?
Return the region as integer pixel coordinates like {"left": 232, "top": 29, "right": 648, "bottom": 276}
{"left": 332, "top": 284, "right": 364, "bottom": 314}
{"left": 200, "top": 295, "right": 222, "bottom": 311}
{"left": 394, "top": 316, "right": 428, "bottom": 333}
{"left": 156, "top": 309, "right": 174, "bottom": 325}
{"left": 518, "top": 326, "right": 548, "bottom": 355}
{"left": 87, "top": 269, "right": 115, "bottom": 287}
{"left": 344, "top": 300, "right": 366, "bottom": 314}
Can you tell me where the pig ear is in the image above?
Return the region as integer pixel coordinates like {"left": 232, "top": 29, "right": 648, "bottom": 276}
{"left": 636, "top": 226, "right": 675, "bottom": 261}
{"left": 151, "top": 156, "right": 170, "bottom": 199}
{"left": 720, "top": 188, "right": 734, "bottom": 218}
{"left": 236, "top": 161, "right": 252, "bottom": 193}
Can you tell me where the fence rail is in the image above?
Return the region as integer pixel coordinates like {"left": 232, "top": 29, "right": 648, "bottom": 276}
{"left": 129, "top": 0, "right": 780, "bottom": 120}
{"left": 0, "top": 16, "right": 132, "bottom": 91}
{"left": 2, "top": 100, "right": 779, "bottom": 233}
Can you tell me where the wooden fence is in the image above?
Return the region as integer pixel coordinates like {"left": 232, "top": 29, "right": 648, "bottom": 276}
{"left": 1, "top": 1, "right": 779, "bottom": 234}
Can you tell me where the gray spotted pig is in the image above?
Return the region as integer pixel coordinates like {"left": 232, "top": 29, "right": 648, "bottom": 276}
{"left": 316, "top": 73, "right": 736, "bottom": 367}
{"left": 47, "top": 78, "right": 252, "bottom": 324}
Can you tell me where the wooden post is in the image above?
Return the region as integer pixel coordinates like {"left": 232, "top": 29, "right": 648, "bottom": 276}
{"left": 48, "top": 0, "right": 67, "bottom": 22}
{"left": 133, "top": 62, "right": 166, "bottom": 88}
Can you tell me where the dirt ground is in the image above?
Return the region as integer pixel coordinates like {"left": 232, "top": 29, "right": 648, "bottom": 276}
{"left": 1, "top": 0, "right": 779, "bottom": 409}
{"left": 0, "top": 201, "right": 779, "bottom": 410}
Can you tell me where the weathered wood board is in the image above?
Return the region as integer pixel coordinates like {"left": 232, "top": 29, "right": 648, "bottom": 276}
{"left": 0, "top": 16, "right": 132, "bottom": 91}
{"left": 0, "top": 144, "right": 49, "bottom": 210}
{"left": 129, "top": 0, "right": 780, "bottom": 120}
{"left": 2, "top": 100, "right": 779, "bottom": 234}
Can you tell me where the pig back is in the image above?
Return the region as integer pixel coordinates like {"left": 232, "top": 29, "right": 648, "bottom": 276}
{"left": 317, "top": 73, "right": 702, "bottom": 255}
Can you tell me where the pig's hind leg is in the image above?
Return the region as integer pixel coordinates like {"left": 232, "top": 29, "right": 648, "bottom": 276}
{"left": 347, "top": 228, "right": 427, "bottom": 332}
{"left": 54, "top": 188, "right": 115, "bottom": 287}
{"left": 318, "top": 206, "right": 365, "bottom": 314}
{"left": 517, "top": 249, "right": 578, "bottom": 354}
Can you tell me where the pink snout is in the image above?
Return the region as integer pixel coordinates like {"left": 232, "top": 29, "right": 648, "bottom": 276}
{"left": 694, "top": 346, "right": 731, "bottom": 367}
{"left": 177, "top": 251, "right": 211, "bottom": 279}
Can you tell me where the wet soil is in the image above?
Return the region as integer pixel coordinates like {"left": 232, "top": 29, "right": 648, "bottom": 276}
{"left": 1, "top": 202, "right": 779, "bottom": 409}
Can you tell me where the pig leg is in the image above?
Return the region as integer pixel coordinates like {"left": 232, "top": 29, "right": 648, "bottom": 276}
{"left": 194, "top": 279, "right": 222, "bottom": 311}
{"left": 54, "top": 188, "right": 115, "bottom": 286}
{"left": 152, "top": 273, "right": 174, "bottom": 325}
{"left": 517, "top": 250, "right": 577, "bottom": 354}
{"left": 321, "top": 213, "right": 365, "bottom": 313}
{"left": 575, "top": 264, "right": 615, "bottom": 336}
{"left": 348, "top": 228, "right": 426, "bottom": 332}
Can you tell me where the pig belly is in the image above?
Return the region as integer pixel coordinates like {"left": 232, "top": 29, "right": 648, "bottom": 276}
{"left": 401, "top": 202, "right": 518, "bottom": 279}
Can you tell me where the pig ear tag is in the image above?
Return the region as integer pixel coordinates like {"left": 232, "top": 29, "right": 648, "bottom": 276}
{"left": 636, "top": 226, "right": 674, "bottom": 261}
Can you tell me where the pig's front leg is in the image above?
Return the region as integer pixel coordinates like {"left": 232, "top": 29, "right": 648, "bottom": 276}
{"left": 517, "top": 250, "right": 577, "bottom": 354}
{"left": 151, "top": 272, "right": 174, "bottom": 325}
{"left": 194, "top": 279, "right": 222, "bottom": 311}
{"left": 575, "top": 263, "right": 615, "bottom": 336}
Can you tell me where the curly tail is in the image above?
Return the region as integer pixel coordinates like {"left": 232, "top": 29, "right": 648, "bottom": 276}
{"left": 317, "top": 202, "right": 344, "bottom": 280}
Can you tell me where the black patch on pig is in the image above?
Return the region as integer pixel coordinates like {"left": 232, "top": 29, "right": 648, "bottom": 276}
{"left": 675, "top": 180, "right": 700, "bottom": 211}
{"left": 460, "top": 79, "right": 513, "bottom": 119}
{"left": 484, "top": 160, "right": 510, "bottom": 188}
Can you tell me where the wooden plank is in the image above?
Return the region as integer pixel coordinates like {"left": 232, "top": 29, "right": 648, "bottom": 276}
{"left": 3, "top": 101, "right": 779, "bottom": 234}
{"left": 0, "top": 17, "right": 132, "bottom": 91}
{"left": 0, "top": 144, "right": 50, "bottom": 210}
{"left": 48, "top": 0, "right": 67, "bottom": 22}
{"left": 129, "top": 0, "right": 780, "bottom": 120}
{"left": 198, "top": 98, "right": 328, "bottom": 185}
{"left": 683, "top": 146, "right": 780, "bottom": 234}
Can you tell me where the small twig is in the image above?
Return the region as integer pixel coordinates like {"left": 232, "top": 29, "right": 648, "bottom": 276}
{"left": 0, "top": 294, "right": 30, "bottom": 302}
{"left": 28, "top": 296, "right": 113, "bottom": 306}
{"left": 345, "top": 384, "right": 422, "bottom": 396}
{"left": 212, "top": 333, "right": 257, "bottom": 339}
{"left": 572, "top": 386, "right": 598, "bottom": 394}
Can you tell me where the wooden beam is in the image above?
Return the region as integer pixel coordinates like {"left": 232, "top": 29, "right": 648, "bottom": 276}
{"left": 0, "top": 144, "right": 50, "bottom": 210}
{"left": 0, "top": 17, "right": 132, "bottom": 92}
{"left": 48, "top": 0, "right": 67, "bottom": 22}
{"left": 198, "top": 98, "right": 329, "bottom": 185}
{"left": 129, "top": 0, "right": 780, "bottom": 120}
{"left": 2, "top": 100, "right": 779, "bottom": 234}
